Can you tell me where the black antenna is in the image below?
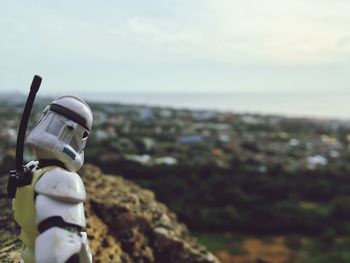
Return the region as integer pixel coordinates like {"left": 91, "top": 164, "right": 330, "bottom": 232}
{"left": 15, "top": 75, "right": 42, "bottom": 172}
{"left": 7, "top": 75, "right": 42, "bottom": 198}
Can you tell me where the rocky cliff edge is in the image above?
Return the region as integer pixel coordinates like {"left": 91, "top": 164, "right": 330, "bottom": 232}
{"left": 0, "top": 164, "right": 221, "bottom": 263}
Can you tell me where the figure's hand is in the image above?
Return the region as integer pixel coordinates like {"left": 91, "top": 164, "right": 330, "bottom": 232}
{"left": 79, "top": 232, "right": 93, "bottom": 263}
{"left": 35, "top": 228, "right": 93, "bottom": 263}
{"left": 35, "top": 227, "right": 82, "bottom": 263}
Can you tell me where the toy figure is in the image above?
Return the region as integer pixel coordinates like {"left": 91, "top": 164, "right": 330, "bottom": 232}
{"left": 8, "top": 77, "right": 93, "bottom": 263}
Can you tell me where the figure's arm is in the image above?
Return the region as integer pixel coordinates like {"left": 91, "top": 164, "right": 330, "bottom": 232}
{"left": 34, "top": 168, "right": 92, "bottom": 263}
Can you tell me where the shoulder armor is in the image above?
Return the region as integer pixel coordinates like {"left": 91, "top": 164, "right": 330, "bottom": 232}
{"left": 35, "top": 168, "right": 86, "bottom": 203}
{"left": 35, "top": 194, "right": 86, "bottom": 227}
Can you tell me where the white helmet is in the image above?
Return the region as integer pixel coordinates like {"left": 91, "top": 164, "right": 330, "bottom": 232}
{"left": 27, "top": 96, "right": 93, "bottom": 172}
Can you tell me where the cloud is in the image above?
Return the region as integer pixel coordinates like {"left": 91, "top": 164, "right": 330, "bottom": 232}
{"left": 191, "top": 0, "right": 350, "bottom": 64}
{"left": 91, "top": 0, "right": 350, "bottom": 65}
{"left": 2, "top": 0, "right": 349, "bottom": 65}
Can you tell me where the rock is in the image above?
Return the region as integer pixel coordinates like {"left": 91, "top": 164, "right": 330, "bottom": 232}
{"left": 0, "top": 176, "right": 21, "bottom": 263}
{"left": 0, "top": 164, "right": 221, "bottom": 263}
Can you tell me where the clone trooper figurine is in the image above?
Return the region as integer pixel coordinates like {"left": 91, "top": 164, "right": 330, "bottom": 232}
{"left": 13, "top": 96, "right": 93, "bottom": 263}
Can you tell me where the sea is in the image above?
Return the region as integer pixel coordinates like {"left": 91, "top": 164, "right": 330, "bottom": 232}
{"left": 81, "top": 92, "right": 350, "bottom": 120}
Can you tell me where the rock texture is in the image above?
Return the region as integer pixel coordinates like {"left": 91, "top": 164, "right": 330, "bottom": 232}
{"left": 0, "top": 164, "right": 221, "bottom": 263}
{"left": 0, "top": 175, "right": 22, "bottom": 263}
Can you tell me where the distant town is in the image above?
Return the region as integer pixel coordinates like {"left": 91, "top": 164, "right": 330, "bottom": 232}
{"left": 1, "top": 96, "right": 350, "bottom": 175}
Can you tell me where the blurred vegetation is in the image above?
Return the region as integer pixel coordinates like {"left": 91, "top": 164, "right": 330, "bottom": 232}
{"left": 86, "top": 158, "right": 350, "bottom": 237}
{"left": 195, "top": 233, "right": 246, "bottom": 255}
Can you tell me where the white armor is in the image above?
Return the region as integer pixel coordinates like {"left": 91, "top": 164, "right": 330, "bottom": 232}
{"left": 35, "top": 168, "right": 92, "bottom": 263}
{"left": 24, "top": 96, "right": 93, "bottom": 263}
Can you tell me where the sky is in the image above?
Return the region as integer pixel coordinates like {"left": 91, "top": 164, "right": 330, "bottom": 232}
{"left": 1, "top": 0, "right": 350, "bottom": 96}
